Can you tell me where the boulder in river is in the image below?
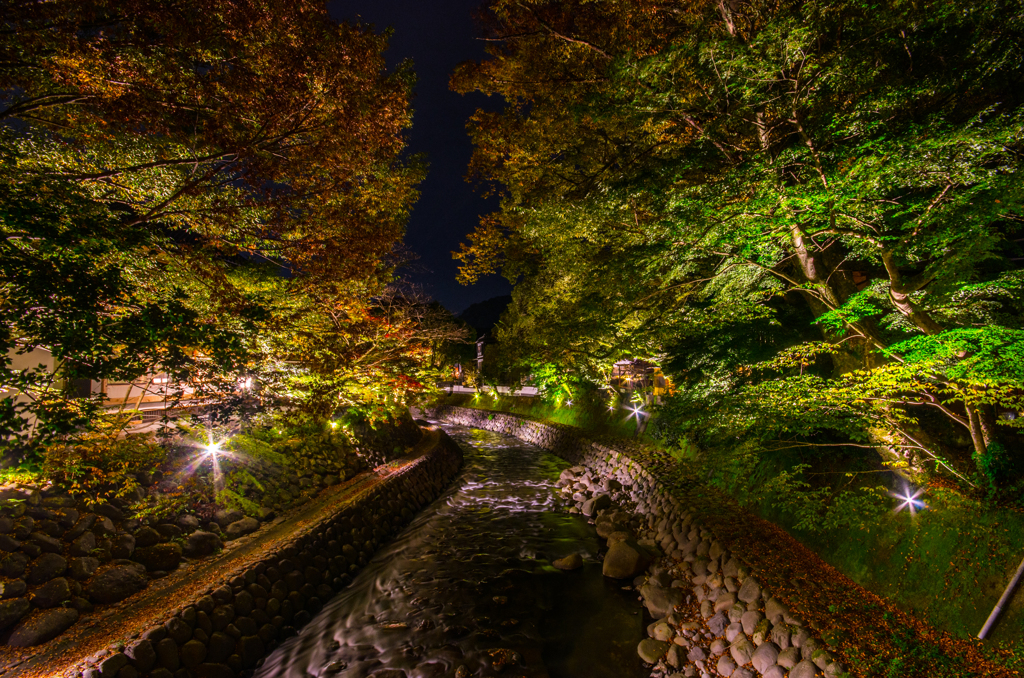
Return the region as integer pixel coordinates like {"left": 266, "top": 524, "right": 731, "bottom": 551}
{"left": 637, "top": 638, "right": 671, "bottom": 664}
{"left": 581, "top": 494, "right": 611, "bottom": 516}
{"left": 552, "top": 553, "right": 583, "bottom": 570}
{"left": 602, "top": 539, "right": 652, "bottom": 579}
{"left": 640, "top": 584, "right": 683, "bottom": 618}
{"left": 595, "top": 517, "right": 631, "bottom": 539}
{"left": 605, "top": 530, "right": 633, "bottom": 546}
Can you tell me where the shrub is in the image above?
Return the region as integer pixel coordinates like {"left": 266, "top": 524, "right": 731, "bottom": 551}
{"left": 40, "top": 414, "right": 165, "bottom": 501}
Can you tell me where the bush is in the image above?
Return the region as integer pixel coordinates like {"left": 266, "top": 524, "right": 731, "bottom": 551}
{"left": 40, "top": 414, "right": 165, "bottom": 501}
{"left": 130, "top": 490, "right": 194, "bottom": 522}
{"left": 246, "top": 412, "right": 356, "bottom": 476}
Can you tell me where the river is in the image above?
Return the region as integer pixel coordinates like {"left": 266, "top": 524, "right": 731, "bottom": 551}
{"left": 252, "top": 423, "right": 648, "bottom": 678}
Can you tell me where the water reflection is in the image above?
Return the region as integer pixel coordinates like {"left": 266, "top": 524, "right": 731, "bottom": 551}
{"left": 254, "top": 425, "right": 646, "bottom": 678}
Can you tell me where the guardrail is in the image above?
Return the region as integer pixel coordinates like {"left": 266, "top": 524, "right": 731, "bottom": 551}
{"left": 439, "top": 384, "right": 539, "bottom": 396}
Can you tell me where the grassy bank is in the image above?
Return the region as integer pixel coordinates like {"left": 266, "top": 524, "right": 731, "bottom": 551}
{"left": 433, "top": 392, "right": 643, "bottom": 440}
{"left": 697, "top": 446, "right": 1024, "bottom": 659}
{"left": 793, "top": 491, "right": 1024, "bottom": 657}
{"left": 436, "top": 395, "right": 1024, "bottom": 670}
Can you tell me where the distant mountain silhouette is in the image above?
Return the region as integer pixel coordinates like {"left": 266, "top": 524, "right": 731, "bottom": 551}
{"left": 458, "top": 295, "right": 512, "bottom": 338}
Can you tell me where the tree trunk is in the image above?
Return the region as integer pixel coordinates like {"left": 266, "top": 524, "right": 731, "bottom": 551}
{"left": 979, "top": 405, "right": 999, "bottom": 447}
{"left": 968, "top": 406, "right": 989, "bottom": 461}
{"left": 881, "top": 251, "right": 943, "bottom": 335}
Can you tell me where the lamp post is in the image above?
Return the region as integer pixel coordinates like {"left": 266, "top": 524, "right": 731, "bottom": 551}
{"left": 979, "top": 555, "right": 1024, "bottom": 639}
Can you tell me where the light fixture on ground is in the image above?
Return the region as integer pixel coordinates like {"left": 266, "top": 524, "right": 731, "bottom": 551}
{"left": 892, "top": 485, "right": 926, "bottom": 515}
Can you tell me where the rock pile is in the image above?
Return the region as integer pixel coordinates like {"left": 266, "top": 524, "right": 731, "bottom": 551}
{"left": 0, "top": 490, "right": 226, "bottom": 649}
{"left": 0, "top": 416, "right": 424, "bottom": 651}
{"left": 0, "top": 472, "right": 356, "bottom": 649}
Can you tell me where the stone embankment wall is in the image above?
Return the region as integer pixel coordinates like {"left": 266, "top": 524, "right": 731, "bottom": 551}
{"left": 432, "top": 406, "right": 846, "bottom": 678}
{"left": 54, "top": 429, "right": 463, "bottom": 678}
{"left": 0, "top": 416, "right": 425, "bottom": 656}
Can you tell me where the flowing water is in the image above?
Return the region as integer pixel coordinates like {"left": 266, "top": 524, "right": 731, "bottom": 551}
{"left": 253, "top": 423, "right": 648, "bottom": 678}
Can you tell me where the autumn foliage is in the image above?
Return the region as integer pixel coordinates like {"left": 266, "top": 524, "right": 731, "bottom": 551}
{"left": 0, "top": 0, "right": 458, "bottom": 447}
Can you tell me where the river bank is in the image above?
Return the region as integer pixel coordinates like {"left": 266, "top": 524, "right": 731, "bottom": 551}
{"left": 2, "top": 426, "right": 462, "bottom": 678}
{"left": 253, "top": 422, "right": 649, "bottom": 678}
{"left": 429, "top": 404, "right": 1015, "bottom": 678}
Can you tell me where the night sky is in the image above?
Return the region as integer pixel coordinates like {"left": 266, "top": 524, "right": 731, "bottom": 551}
{"left": 326, "top": 0, "right": 510, "bottom": 314}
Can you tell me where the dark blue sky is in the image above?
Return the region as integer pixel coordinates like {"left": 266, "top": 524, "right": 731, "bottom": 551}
{"left": 326, "top": 0, "right": 510, "bottom": 314}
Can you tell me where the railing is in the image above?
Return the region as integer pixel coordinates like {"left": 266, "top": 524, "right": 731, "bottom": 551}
{"left": 438, "top": 383, "right": 539, "bottom": 396}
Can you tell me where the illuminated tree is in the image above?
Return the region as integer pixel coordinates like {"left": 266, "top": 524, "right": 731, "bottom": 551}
{"left": 0, "top": 0, "right": 426, "bottom": 446}
{"left": 454, "top": 0, "right": 1024, "bottom": 483}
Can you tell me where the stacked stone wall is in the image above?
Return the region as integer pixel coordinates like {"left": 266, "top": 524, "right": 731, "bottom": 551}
{"left": 55, "top": 430, "right": 463, "bottom": 678}
{"left": 0, "top": 416, "right": 431, "bottom": 660}
{"left": 431, "top": 405, "right": 846, "bottom": 678}
{"left": 349, "top": 410, "right": 425, "bottom": 468}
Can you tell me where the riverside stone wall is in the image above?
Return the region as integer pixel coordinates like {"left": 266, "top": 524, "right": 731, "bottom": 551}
{"left": 0, "top": 416, "right": 425, "bottom": 656}
{"left": 431, "top": 406, "right": 846, "bottom": 678}
{"left": 58, "top": 429, "right": 463, "bottom": 678}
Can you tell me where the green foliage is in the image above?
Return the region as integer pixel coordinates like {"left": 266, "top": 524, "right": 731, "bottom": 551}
{"left": 757, "top": 464, "right": 888, "bottom": 533}
{"left": 226, "top": 432, "right": 290, "bottom": 468}
{"left": 815, "top": 287, "right": 888, "bottom": 336}
{"left": 215, "top": 487, "right": 260, "bottom": 517}
{"left": 0, "top": 462, "right": 45, "bottom": 488}
{"left": 236, "top": 280, "right": 469, "bottom": 424}
{"left": 874, "top": 612, "right": 954, "bottom": 678}
{"left": 264, "top": 423, "right": 353, "bottom": 477}
{"left": 0, "top": 0, "right": 449, "bottom": 458}
{"left": 530, "top": 363, "right": 585, "bottom": 405}
{"left": 454, "top": 0, "right": 1024, "bottom": 498}
{"left": 130, "top": 492, "right": 193, "bottom": 522}
{"left": 213, "top": 412, "right": 359, "bottom": 483}
{"left": 0, "top": 172, "right": 253, "bottom": 450}
{"left": 975, "top": 442, "right": 1017, "bottom": 492}
{"left": 39, "top": 414, "right": 165, "bottom": 501}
